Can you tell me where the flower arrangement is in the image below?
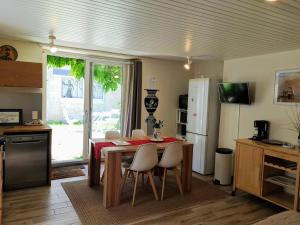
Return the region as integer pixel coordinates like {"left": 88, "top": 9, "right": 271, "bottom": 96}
{"left": 287, "top": 105, "right": 300, "bottom": 145}
{"left": 152, "top": 118, "right": 164, "bottom": 129}
{"left": 152, "top": 118, "right": 164, "bottom": 140}
{"left": 287, "top": 105, "right": 300, "bottom": 133}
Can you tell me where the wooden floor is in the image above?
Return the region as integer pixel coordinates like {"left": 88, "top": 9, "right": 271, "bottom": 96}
{"left": 3, "top": 165, "right": 283, "bottom": 225}
{"left": 3, "top": 176, "right": 82, "bottom": 225}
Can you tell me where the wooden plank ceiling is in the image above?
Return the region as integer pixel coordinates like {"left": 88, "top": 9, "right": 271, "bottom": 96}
{"left": 0, "top": 0, "right": 300, "bottom": 59}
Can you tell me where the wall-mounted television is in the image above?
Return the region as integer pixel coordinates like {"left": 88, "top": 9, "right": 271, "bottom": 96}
{"left": 218, "top": 82, "right": 251, "bottom": 105}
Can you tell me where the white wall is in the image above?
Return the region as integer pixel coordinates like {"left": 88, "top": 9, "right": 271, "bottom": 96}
{"left": 0, "top": 38, "right": 42, "bottom": 63}
{"left": 193, "top": 60, "right": 224, "bottom": 80}
{"left": 141, "top": 58, "right": 193, "bottom": 136}
{"left": 219, "top": 49, "right": 300, "bottom": 149}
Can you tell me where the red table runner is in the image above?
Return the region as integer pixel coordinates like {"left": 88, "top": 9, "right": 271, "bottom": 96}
{"left": 93, "top": 137, "right": 179, "bottom": 160}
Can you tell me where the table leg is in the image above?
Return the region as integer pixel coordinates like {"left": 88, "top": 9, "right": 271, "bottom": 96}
{"left": 294, "top": 161, "right": 300, "bottom": 211}
{"left": 88, "top": 142, "right": 101, "bottom": 187}
{"left": 103, "top": 152, "right": 122, "bottom": 208}
{"left": 181, "top": 144, "right": 193, "bottom": 193}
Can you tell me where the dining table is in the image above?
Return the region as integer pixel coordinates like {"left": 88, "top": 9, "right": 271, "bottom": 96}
{"left": 88, "top": 136, "right": 193, "bottom": 208}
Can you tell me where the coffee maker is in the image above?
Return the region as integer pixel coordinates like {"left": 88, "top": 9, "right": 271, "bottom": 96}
{"left": 252, "top": 120, "right": 269, "bottom": 141}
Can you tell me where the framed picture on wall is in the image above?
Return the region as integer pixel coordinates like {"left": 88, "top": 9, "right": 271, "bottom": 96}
{"left": 0, "top": 109, "right": 23, "bottom": 126}
{"left": 274, "top": 69, "right": 300, "bottom": 104}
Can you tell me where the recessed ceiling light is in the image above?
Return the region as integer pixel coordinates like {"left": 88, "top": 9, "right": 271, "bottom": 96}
{"left": 266, "top": 0, "right": 278, "bottom": 2}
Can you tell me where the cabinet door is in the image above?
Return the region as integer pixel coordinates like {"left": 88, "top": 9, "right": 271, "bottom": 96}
{"left": 235, "top": 143, "right": 263, "bottom": 196}
{"left": 0, "top": 60, "right": 42, "bottom": 88}
{"left": 0, "top": 151, "right": 2, "bottom": 223}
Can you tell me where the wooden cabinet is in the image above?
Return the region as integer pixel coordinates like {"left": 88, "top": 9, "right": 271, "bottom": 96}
{"left": 233, "top": 139, "right": 300, "bottom": 211}
{"left": 0, "top": 151, "right": 3, "bottom": 224}
{"left": 0, "top": 60, "right": 42, "bottom": 88}
{"left": 234, "top": 143, "right": 263, "bottom": 196}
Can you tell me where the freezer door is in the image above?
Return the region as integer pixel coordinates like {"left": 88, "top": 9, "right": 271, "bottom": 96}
{"left": 187, "top": 79, "right": 209, "bottom": 135}
{"left": 186, "top": 132, "right": 208, "bottom": 174}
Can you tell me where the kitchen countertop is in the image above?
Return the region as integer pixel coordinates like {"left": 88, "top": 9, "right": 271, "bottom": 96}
{"left": 0, "top": 125, "right": 52, "bottom": 135}
{"left": 236, "top": 138, "right": 300, "bottom": 157}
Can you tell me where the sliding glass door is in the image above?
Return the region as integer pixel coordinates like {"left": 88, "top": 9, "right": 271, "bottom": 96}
{"left": 46, "top": 54, "right": 123, "bottom": 164}
{"left": 46, "top": 55, "right": 86, "bottom": 163}
{"left": 90, "top": 63, "right": 122, "bottom": 139}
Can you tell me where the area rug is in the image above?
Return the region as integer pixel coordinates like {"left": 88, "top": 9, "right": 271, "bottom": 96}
{"left": 62, "top": 176, "right": 228, "bottom": 225}
{"left": 125, "top": 194, "right": 283, "bottom": 225}
{"left": 51, "top": 166, "right": 85, "bottom": 180}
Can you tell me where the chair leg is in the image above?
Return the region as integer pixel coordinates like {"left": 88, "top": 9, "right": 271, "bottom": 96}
{"left": 147, "top": 171, "right": 159, "bottom": 201}
{"left": 174, "top": 168, "right": 183, "bottom": 195}
{"left": 100, "top": 169, "right": 105, "bottom": 184}
{"left": 132, "top": 171, "right": 139, "bottom": 207}
{"left": 157, "top": 167, "right": 162, "bottom": 181}
{"left": 161, "top": 168, "right": 167, "bottom": 200}
{"left": 120, "top": 168, "right": 129, "bottom": 195}
{"left": 142, "top": 173, "right": 145, "bottom": 187}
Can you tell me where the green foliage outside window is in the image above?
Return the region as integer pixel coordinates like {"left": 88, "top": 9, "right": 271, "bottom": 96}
{"left": 47, "top": 55, "right": 121, "bottom": 93}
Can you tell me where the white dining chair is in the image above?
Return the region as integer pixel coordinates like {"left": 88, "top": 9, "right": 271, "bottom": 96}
{"left": 120, "top": 143, "right": 159, "bottom": 207}
{"left": 125, "top": 129, "right": 146, "bottom": 169}
{"left": 131, "top": 129, "right": 146, "bottom": 138}
{"left": 157, "top": 141, "right": 183, "bottom": 200}
{"left": 105, "top": 130, "right": 121, "bottom": 139}
{"left": 101, "top": 130, "right": 121, "bottom": 183}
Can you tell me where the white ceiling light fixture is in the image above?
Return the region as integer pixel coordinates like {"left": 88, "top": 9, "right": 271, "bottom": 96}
{"left": 265, "top": 0, "right": 278, "bottom": 2}
{"left": 49, "top": 35, "right": 57, "bottom": 53}
{"left": 184, "top": 56, "right": 192, "bottom": 70}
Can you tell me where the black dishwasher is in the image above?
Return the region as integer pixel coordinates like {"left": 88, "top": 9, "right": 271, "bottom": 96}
{"left": 4, "top": 133, "right": 48, "bottom": 191}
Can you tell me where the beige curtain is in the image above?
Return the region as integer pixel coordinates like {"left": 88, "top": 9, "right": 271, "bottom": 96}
{"left": 120, "top": 60, "right": 142, "bottom": 136}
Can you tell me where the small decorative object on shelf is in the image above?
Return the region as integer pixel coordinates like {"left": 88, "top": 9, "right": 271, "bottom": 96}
{"left": 287, "top": 105, "right": 300, "bottom": 146}
{"left": 0, "top": 45, "right": 18, "bottom": 61}
{"left": 152, "top": 119, "right": 164, "bottom": 140}
{"left": 144, "top": 89, "right": 159, "bottom": 135}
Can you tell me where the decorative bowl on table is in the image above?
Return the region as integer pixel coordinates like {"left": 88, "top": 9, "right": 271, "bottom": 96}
{"left": 150, "top": 138, "right": 164, "bottom": 142}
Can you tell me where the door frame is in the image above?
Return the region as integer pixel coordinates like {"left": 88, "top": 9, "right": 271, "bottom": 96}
{"left": 87, "top": 60, "right": 126, "bottom": 146}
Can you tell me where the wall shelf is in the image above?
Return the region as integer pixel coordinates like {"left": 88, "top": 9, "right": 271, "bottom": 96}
{"left": 176, "top": 108, "right": 187, "bottom": 138}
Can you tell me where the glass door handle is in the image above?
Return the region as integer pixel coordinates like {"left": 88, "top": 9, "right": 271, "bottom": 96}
{"left": 84, "top": 109, "right": 88, "bottom": 124}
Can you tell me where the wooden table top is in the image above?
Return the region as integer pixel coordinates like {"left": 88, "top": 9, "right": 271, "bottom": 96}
{"left": 236, "top": 138, "right": 300, "bottom": 157}
{"left": 0, "top": 125, "right": 52, "bottom": 135}
{"left": 90, "top": 137, "right": 192, "bottom": 153}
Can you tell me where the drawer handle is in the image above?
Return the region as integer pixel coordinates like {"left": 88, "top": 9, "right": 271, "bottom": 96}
{"left": 11, "top": 141, "right": 42, "bottom": 145}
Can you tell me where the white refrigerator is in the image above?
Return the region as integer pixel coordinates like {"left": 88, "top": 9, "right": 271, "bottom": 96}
{"left": 186, "top": 78, "right": 220, "bottom": 175}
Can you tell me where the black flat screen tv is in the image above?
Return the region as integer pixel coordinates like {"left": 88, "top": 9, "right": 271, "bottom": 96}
{"left": 218, "top": 82, "right": 251, "bottom": 105}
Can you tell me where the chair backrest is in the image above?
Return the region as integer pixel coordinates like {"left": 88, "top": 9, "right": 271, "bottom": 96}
{"left": 158, "top": 141, "right": 183, "bottom": 168}
{"left": 130, "top": 143, "right": 158, "bottom": 172}
{"left": 105, "top": 131, "right": 120, "bottom": 139}
{"left": 131, "top": 129, "right": 146, "bottom": 138}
